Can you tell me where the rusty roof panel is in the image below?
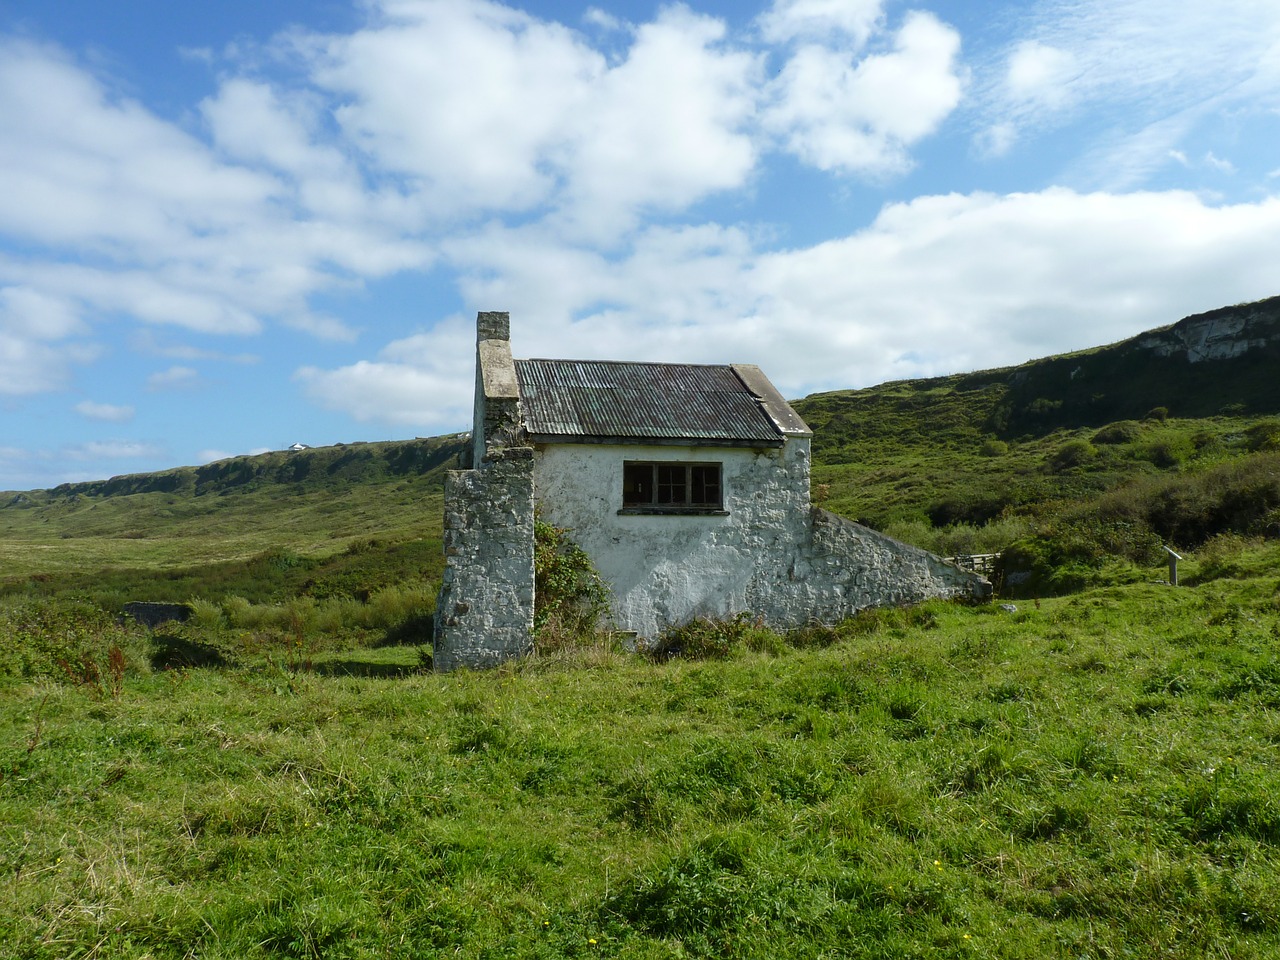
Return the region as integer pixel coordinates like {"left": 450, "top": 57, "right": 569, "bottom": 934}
{"left": 514, "top": 359, "right": 787, "bottom": 444}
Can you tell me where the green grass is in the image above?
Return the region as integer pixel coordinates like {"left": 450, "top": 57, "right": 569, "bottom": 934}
{"left": 4, "top": 301, "right": 1280, "bottom": 955}
{"left": 4, "top": 578, "right": 1280, "bottom": 958}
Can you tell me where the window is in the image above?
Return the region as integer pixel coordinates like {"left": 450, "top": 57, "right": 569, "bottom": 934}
{"left": 621, "top": 461, "right": 725, "bottom": 514}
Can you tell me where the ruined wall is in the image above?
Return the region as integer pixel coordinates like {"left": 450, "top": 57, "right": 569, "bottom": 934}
{"left": 750, "top": 507, "right": 990, "bottom": 625}
{"left": 433, "top": 449, "right": 535, "bottom": 671}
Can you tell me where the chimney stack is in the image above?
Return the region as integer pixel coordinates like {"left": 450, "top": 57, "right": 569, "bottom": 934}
{"left": 477, "top": 311, "right": 510, "bottom": 343}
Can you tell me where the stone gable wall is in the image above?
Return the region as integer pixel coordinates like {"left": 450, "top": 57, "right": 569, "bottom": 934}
{"left": 433, "top": 449, "right": 535, "bottom": 671}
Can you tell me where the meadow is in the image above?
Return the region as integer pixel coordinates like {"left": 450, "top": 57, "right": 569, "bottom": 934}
{"left": 3, "top": 568, "right": 1280, "bottom": 958}
{"left": 4, "top": 350, "right": 1280, "bottom": 957}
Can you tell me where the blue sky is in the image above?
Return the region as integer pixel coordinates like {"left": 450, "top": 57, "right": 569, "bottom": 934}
{"left": 2, "top": 0, "right": 1278, "bottom": 490}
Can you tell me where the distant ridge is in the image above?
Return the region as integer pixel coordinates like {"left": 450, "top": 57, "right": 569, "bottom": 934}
{"left": 987, "top": 295, "right": 1280, "bottom": 435}
{"left": 795, "top": 294, "right": 1280, "bottom": 448}
{"left": 5, "top": 435, "right": 467, "bottom": 503}
{"left": 6, "top": 295, "right": 1280, "bottom": 502}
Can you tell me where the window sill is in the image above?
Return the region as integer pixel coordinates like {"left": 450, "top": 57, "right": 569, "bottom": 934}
{"left": 617, "top": 507, "right": 729, "bottom": 517}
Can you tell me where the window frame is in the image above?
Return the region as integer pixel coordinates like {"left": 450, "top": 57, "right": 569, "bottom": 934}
{"left": 619, "top": 460, "right": 727, "bottom": 516}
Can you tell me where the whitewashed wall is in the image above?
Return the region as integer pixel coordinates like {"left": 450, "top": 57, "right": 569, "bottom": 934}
{"left": 533, "top": 440, "right": 812, "bottom": 639}
{"left": 532, "top": 437, "right": 988, "bottom": 640}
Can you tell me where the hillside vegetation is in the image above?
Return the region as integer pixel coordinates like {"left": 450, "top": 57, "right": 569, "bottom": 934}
{"left": 3, "top": 297, "right": 1280, "bottom": 956}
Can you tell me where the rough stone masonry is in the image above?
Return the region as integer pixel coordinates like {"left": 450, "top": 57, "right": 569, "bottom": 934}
{"left": 433, "top": 311, "right": 989, "bottom": 670}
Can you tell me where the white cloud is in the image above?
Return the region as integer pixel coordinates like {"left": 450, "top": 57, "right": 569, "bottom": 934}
{"left": 0, "top": 334, "right": 92, "bottom": 395}
{"left": 1204, "top": 152, "right": 1237, "bottom": 175}
{"left": 147, "top": 365, "right": 200, "bottom": 390}
{"left": 308, "top": 0, "right": 602, "bottom": 217}
{"left": 0, "top": 39, "right": 278, "bottom": 253}
{"left": 758, "top": 0, "right": 884, "bottom": 47}
{"left": 75, "top": 401, "right": 135, "bottom": 423}
{"left": 294, "top": 314, "right": 475, "bottom": 428}
{"left": 1004, "top": 41, "right": 1078, "bottom": 111}
{"left": 302, "top": 187, "right": 1280, "bottom": 422}
{"left": 130, "top": 331, "right": 261, "bottom": 364}
{"left": 582, "top": 7, "right": 623, "bottom": 32}
{"left": 764, "top": 11, "right": 962, "bottom": 175}
{"left": 282, "top": 311, "right": 359, "bottom": 342}
{"left": 303, "top": 1, "right": 760, "bottom": 239}
{"left": 0, "top": 286, "right": 84, "bottom": 339}
{"left": 0, "top": 34, "right": 432, "bottom": 372}
{"left": 976, "top": 0, "right": 1280, "bottom": 186}
{"left": 0, "top": 285, "right": 95, "bottom": 394}
{"left": 558, "top": 6, "right": 760, "bottom": 237}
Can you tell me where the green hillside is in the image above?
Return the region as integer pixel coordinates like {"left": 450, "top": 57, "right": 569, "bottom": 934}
{"left": 4, "top": 296, "right": 1280, "bottom": 612}
{"left": 4, "top": 298, "right": 1280, "bottom": 958}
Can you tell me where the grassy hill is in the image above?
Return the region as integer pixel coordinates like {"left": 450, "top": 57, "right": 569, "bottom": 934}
{"left": 4, "top": 297, "right": 1280, "bottom": 957}
{"left": 3, "top": 297, "right": 1280, "bottom": 613}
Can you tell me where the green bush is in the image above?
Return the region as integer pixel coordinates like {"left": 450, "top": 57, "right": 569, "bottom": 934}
{"left": 533, "top": 517, "right": 610, "bottom": 645}
{"left": 1049, "top": 439, "right": 1097, "bottom": 472}
{"left": 1245, "top": 420, "right": 1280, "bottom": 452}
{"left": 646, "top": 614, "right": 782, "bottom": 661}
{"left": 1093, "top": 421, "right": 1142, "bottom": 445}
{"left": 0, "top": 599, "right": 146, "bottom": 688}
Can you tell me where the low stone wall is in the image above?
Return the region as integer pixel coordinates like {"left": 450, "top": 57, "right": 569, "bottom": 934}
{"left": 433, "top": 449, "right": 536, "bottom": 671}
{"left": 749, "top": 508, "right": 989, "bottom": 627}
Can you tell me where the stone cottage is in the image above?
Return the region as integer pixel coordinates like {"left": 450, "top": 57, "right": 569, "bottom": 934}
{"left": 433, "top": 312, "right": 988, "bottom": 671}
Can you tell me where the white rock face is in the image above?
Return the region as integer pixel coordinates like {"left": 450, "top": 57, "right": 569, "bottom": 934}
{"left": 1137, "top": 306, "right": 1278, "bottom": 363}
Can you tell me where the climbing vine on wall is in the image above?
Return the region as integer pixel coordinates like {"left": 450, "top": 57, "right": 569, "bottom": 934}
{"left": 533, "top": 516, "right": 610, "bottom": 642}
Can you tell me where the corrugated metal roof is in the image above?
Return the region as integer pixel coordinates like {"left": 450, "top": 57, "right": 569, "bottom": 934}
{"left": 514, "top": 359, "right": 788, "bottom": 445}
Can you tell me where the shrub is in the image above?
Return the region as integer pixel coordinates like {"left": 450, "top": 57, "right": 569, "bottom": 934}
{"left": 1245, "top": 420, "right": 1280, "bottom": 452}
{"left": 1139, "top": 439, "right": 1188, "bottom": 468}
{"left": 645, "top": 614, "right": 781, "bottom": 661}
{"left": 1093, "top": 421, "right": 1142, "bottom": 445}
{"left": 1049, "top": 439, "right": 1097, "bottom": 472}
{"left": 0, "top": 599, "right": 146, "bottom": 687}
{"left": 979, "top": 437, "right": 1009, "bottom": 457}
{"left": 533, "top": 517, "right": 609, "bottom": 644}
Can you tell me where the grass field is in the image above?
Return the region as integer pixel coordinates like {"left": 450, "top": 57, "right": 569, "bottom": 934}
{"left": 4, "top": 333, "right": 1280, "bottom": 957}
{"left": 4, "top": 570, "right": 1279, "bottom": 958}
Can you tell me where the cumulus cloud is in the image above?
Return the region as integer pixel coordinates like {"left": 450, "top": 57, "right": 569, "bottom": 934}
{"left": 1004, "top": 41, "right": 1078, "bottom": 111}
{"left": 75, "top": 401, "right": 135, "bottom": 422}
{"left": 307, "top": 0, "right": 602, "bottom": 216}
{"left": 763, "top": 11, "right": 962, "bottom": 175}
{"left": 300, "top": 187, "right": 1280, "bottom": 424}
{"left": 294, "top": 314, "right": 475, "bottom": 428}
{"left": 556, "top": 6, "right": 760, "bottom": 237}
{"left": 0, "top": 285, "right": 95, "bottom": 394}
{"left": 303, "top": 1, "right": 762, "bottom": 239}
{"left": 758, "top": 0, "right": 885, "bottom": 47}
{"left": 0, "top": 34, "right": 431, "bottom": 360}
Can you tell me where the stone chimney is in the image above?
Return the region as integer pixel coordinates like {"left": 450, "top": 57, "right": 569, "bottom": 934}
{"left": 477, "top": 310, "right": 510, "bottom": 343}
{"left": 471, "top": 311, "right": 521, "bottom": 466}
